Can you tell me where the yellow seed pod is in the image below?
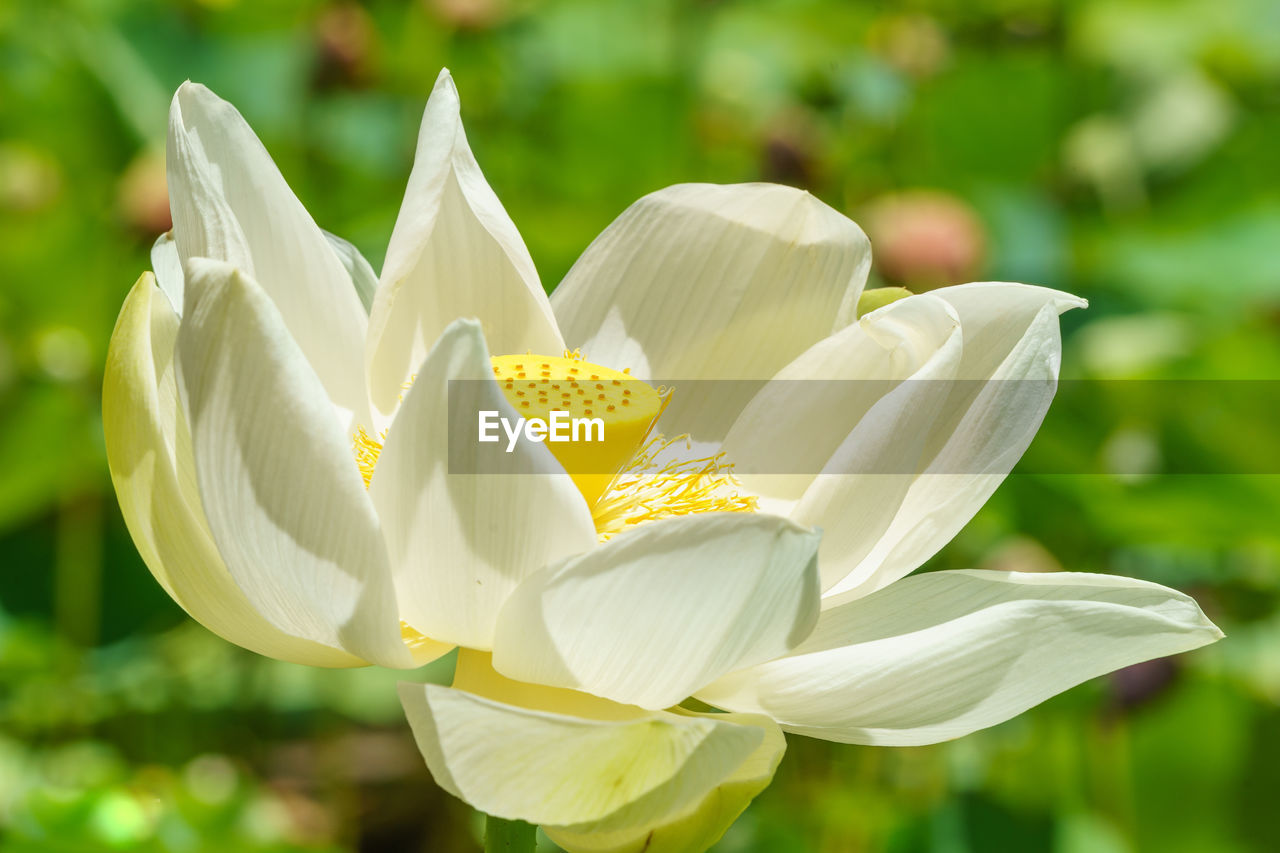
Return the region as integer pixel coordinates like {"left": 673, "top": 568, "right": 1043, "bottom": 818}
{"left": 490, "top": 354, "right": 666, "bottom": 506}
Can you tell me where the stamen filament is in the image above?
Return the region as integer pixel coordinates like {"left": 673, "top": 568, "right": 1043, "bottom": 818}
{"left": 591, "top": 434, "right": 758, "bottom": 541}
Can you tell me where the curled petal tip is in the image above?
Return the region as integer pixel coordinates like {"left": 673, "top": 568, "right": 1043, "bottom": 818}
{"left": 432, "top": 67, "right": 459, "bottom": 98}
{"left": 437, "top": 316, "right": 489, "bottom": 348}
{"left": 450, "top": 315, "right": 484, "bottom": 332}
{"left": 172, "top": 80, "right": 216, "bottom": 113}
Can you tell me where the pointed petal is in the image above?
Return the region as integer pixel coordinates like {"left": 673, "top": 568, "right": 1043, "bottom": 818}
{"left": 938, "top": 282, "right": 1087, "bottom": 380}
{"left": 789, "top": 303, "right": 966, "bottom": 592}
{"left": 491, "top": 513, "right": 821, "bottom": 710}
{"left": 545, "top": 710, "right": 785, "bottom": 853}
{"left": 323, "top": 230, "right": 378, "bottom": 314}
{"left": 367, "top": 319, "right": 597, "bottom": 650}
{"left": 366, "top": 69, "right": 562, "bottom": 418}
{"left": 397, "top": 681, "right": 763, "bottom": 831}
{"left": 723, "top": 293, "right": 961, "bottom": 509}
{"left": 551, "top": 183, "right": 872, "bottom": 441}
{"left": 697, "top": 570, "right": 1222, "bottom": 745}
{"left": 150, "top": 232, "right": 184, "bottom": 316}
{"left": 166, "top": 82, "right": 369, "bottom": 427}
{"left": 104, "top": 273, "right": 362, "bottom": 666}
{"left": 820, "top": 283, "right": 1087, "bottom": 598}
{"left": 176, "top": 259, "right": 412, "bottom": 668}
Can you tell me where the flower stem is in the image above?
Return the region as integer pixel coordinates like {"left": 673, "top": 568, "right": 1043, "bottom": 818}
{"left": 484, "top": 814, "right": 536, "bottom": 852}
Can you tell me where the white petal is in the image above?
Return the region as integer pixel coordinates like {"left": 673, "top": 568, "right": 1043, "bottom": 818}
{"left": 788, "top": 303, "right": 967, "bottom": 591}
{"left": 938, "top": 282, "right": 1087, "bottom": 380}
{"left": 150, "top": 232, "right": 184, "bottom": 316}
{"left": 367, "top": 319, "right": 597, "bottom": 650}
{"left": 723, "top": 293, "right": 961, "bottom": 508}
{"left": 544, "top": 710, "right": 785, "bottom": 853}
{"left": 491, "top": 513, "right": 821, "bottom": 710}
{"left": 166, "top": 82, "right": 369, "bottom": 428}
{"left": 323, "top": 230, "right": 378, "bottom": 314}
{"left": 697, "top": 570, "right": 1222, "bottom": 746}
{"left": 397, "top": 681, "right": 763, "bottom": 831}
{"left": 551, "top": 183, "right": 872, "bottom": 441}
{"left": 104, "top": 273, "right": 361, "bottom": 666}
{"left": 820, "top": 283, "right": 1086, "bottom": 599}
{"left": 366, "top": 69, "right": 562, "bottom": 419}
{"left": 176, "top": 258, "right": 412, "bottom": 668}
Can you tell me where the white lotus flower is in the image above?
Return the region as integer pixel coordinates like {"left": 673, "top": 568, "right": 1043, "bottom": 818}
{"left": 104, "top": 70, "right": 1222, "bottom": 852}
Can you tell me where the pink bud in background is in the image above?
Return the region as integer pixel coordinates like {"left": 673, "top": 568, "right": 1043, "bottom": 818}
{"left": 863, "top": 190, "right": 986, "bottom": 290}
{"left": 117, "top": 150, "right": 171, "bottom": 236}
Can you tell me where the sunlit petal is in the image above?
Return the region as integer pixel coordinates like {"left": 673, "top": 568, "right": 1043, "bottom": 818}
{"left": 398, "top": 679, "right": 763, "bottom": 831}
{"left": 697, "top": 570, "right": 1222, "bottom": 745}
{"left": 177, "top": 259, "right": 413, "bottom": 668}
{"left": 552, "top": 183, "right": 871, "bottom": 441}
{"left": 545, "top": 709, "right": 785, "bottom": 853}
{"left": 820, "top": 283, "right": 1086, "bottom": 598}
{"left": 366, "top": 69, "right": 562, "bottom": 420}
{"left": 104, "top": 273, "right": 362, "bottom": 666}
{"left": 492, "top": 513, "right": 821, "bottom": 709}
{"left": 368, "top": 320, "right": 597, "bottom": 650}
{"left": 167, "top": 82, "right": 370, "bottom": 428}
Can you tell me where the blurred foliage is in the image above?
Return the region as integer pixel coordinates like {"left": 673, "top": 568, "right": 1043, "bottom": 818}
{"left": 1, "top": 0, "right": 1279, "bottom": 850}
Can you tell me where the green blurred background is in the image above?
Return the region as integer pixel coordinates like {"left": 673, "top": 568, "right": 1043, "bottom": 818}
{"left": 2, "top": 0, "right": 1279, "bottom": 850}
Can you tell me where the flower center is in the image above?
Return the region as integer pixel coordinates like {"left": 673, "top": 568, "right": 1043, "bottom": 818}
{"left": 591, "top": 434, "right": 758, "bottom": 540}
{"left": 351, "top": 351, "right": 756, "bottom": 540}
{"left": 489, "top": 352, "right": 665, "bottom": 507}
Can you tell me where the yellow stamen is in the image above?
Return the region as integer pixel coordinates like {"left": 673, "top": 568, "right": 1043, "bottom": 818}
{"left": 349, "top": 353, "right": 756, "bottom": 539}
{"left": 591, "top": 434, "right": 758, "bottom": 541}
{"left": 353, "top": 424, "right": 385, "bottom": 488}
{"left": 351, "top": 375, "right": 415, "bottom": 488}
